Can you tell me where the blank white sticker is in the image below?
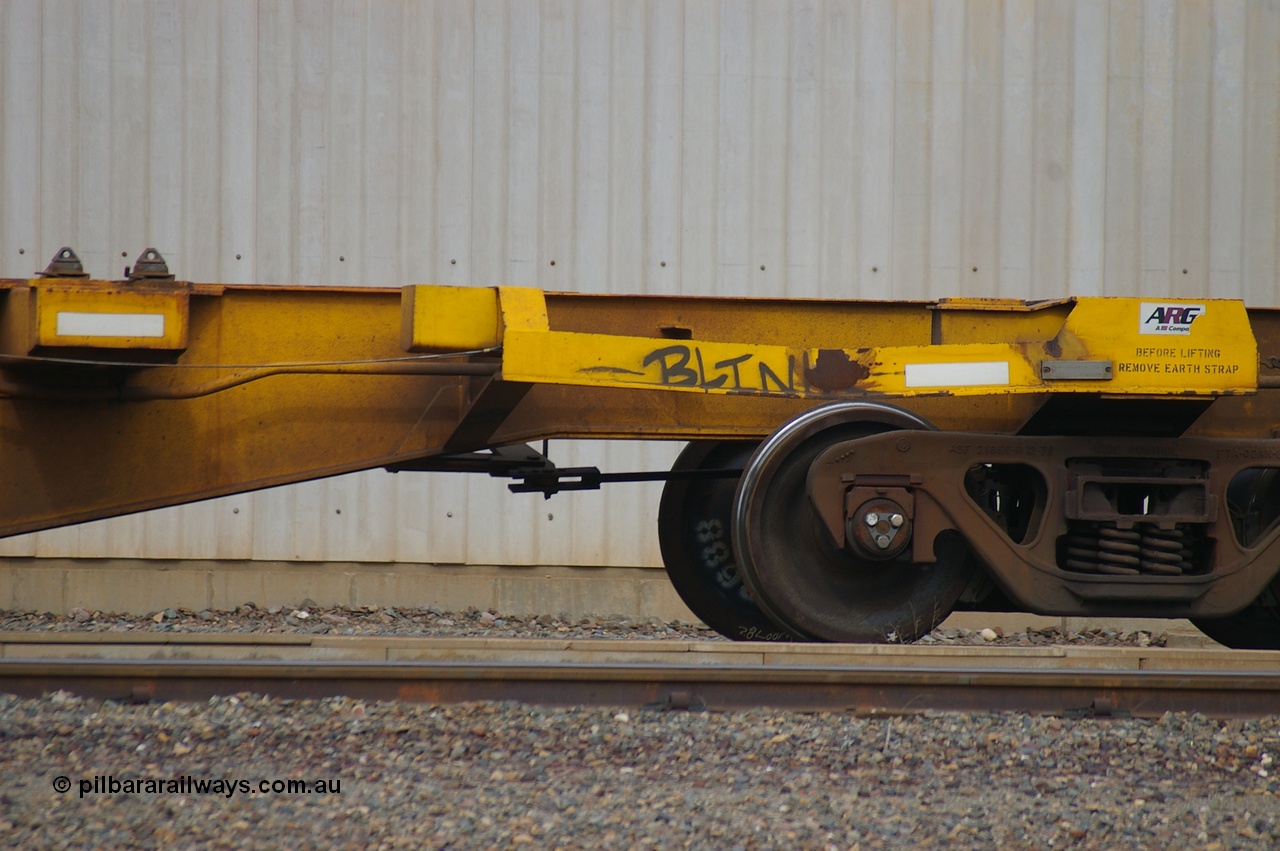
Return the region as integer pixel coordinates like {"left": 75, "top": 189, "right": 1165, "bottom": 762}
{"left": 904, "top": 361, "right": 1010, "bottom": 388}
{"left": 56, "top": 312, "right": 166, "bottom": 338}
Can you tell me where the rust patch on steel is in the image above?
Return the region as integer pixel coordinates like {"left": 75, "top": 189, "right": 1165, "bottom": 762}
{"left": 806, "top": 349, "right": 870, "bottom": 392}
{"left": 1044, "top": 338, "right": 1064, "bottom": 359}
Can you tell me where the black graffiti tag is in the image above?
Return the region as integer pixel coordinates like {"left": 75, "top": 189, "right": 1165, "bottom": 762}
{"left": 641, "top": 345, "right": 795, "bottom": 394}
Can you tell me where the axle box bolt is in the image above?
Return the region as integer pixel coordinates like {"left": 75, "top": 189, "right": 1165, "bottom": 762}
{"left": 847, "top": 497, "right": 913, "bottom": 560}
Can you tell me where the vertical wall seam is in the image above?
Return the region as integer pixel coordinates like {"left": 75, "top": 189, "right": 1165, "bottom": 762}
{"left": 1099, "top": 0, "right": 1111, "bottom": 294}
{"left": 1064, "top": 0, "right": 1075, "bottom": 291}
{"left": 1133, "top": 0, "right": 1145, "bottom": 297}
{"left": 144, "top": 8, "right": 153, "bottom": 243}
{"left": 1206, "top": 1, "right": 1217, "bottom": 293}
{"left": 962, "top": 0, "right": 967, "bottom": 285}
{"left": 887, "top": 0, "right": 896, "bottom": 291}
{"left": 250, "top": 4, "right": 259, "bottom": 286}
{"left": 676, "top": 0, "right": 686, "bottom": 290}
{"left": 468, "top": 0, "right": 478, "bottom": 287}
{"left": 924, "top": 0, "right": 933, "bottom": 293}
{"left": 1234, "top": 0, "right": 1250, "bottom": 296}
{"left": 1, "top": 3, "right": 6, "bottom": 262}
{"left": 1168, "top": 0, "right": 1179, "bottom": 287}
{"left": 30, "top": 1, "right": 36, "bottom": 259}
{"left": 217, "top": 8, "right": 225, "bottom": 283}
{"left": 961, "top": 0, "right": 970, "bottom": 285}
{"left": 642, "top": 0, "right": 651, "bottom": 286}
{"left": 1029, "top": 0, "right": 1040, "bottom": 286}
{"left": 993, "top": 0, "right": 1005, "bottom": 295}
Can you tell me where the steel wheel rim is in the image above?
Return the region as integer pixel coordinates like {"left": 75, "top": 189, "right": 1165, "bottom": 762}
{"left": 733, "top": 402, "right": 973, "bottom": 643}
{"left": 657, "top": 441, "right": 802, "bottom": 642}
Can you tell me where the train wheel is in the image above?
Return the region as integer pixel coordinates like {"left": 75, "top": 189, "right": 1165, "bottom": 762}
{"left": 1192, "top": 588, "right": 1280, "bottom": 649}
{"left": 733, "top": 403, "right": 974, "bottom": 643}
{"left": 658, "top": 441, "right": 802, "bottom": 641}
{"left": 1192, "top": 468, "right": 1280, "bottom": 649}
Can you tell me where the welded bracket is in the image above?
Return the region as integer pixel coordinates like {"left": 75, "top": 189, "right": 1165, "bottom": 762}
{"left": 38, "top": 247, "right": 88, "bottom": 278}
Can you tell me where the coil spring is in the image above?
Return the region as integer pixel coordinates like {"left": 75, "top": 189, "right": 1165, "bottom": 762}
{"left": 1063, "top": 522, "right": 1197, "bottom": 576}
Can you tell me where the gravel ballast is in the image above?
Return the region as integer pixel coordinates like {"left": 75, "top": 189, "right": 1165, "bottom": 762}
{"left": 4, "top": 694, "right": 1280, "bottom": 849}
{"left": 6, "top": 606, "right": 1275, "bottom": 849}
{"left": 1, "top": 603, "right": 1176, "bottom": 647}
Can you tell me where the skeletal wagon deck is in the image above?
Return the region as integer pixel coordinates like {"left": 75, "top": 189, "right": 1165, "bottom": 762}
{"left": 5, "top": 248, "right": 1280, "bottom": 649}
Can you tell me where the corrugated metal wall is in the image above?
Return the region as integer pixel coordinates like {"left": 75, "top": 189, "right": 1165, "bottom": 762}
{"left": 2, "top": 0, "right": 1278, "bottom": 566}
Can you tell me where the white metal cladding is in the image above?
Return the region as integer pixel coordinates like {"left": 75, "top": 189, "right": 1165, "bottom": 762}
{"left": 1, "top": 1, "right": 1278, "bottom": 566}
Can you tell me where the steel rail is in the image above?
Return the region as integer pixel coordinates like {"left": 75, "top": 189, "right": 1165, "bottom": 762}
{"left": 3, "top": 634, "right": 1280, "bottom": 717}
{"left": 4, "top": 657, "right": 1280, "bottom": 717}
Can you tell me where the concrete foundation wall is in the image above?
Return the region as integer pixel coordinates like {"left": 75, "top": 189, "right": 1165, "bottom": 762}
{"left": 0, "top": 558, "right": 1200, "bottom": 640}
{"left": 1, "top": 559, "right": 695, "bottom": 622}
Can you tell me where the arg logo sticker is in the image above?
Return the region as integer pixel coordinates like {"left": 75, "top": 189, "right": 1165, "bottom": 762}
{"left": 1140, "top": 302, "right": 1204, "bottom": 335}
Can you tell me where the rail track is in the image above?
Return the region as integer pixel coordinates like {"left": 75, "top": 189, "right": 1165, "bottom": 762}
{"left": 4, "top": 632, "right": 1280, "bottom": 718}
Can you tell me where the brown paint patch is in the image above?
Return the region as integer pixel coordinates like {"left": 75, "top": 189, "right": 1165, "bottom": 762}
{"left": 1044, "top": 338, "right": 1063, "bottom": 358}
{"left": 806, "top": 349, "right": 870, "bottom": 392}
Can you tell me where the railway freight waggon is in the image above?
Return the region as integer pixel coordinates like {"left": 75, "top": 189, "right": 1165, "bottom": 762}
{"left": 6, "top": 248, "right": 1280, "bottom": 648}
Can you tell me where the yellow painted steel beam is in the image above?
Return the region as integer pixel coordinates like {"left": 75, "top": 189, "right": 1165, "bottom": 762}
{"left": 0, "top": 280, "right": 482, "bottom": 537}
{"left": 1, "top": 280, "right": 189, "bottom": 355}
{"left": 405, "top": 285, "right": 1258, "bottom": 399}
{"left": 0, "top": 275, "right": 1275, "bottom": 539}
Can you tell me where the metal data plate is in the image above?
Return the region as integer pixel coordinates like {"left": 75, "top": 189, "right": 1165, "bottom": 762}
{"left": 1041, "top": 360, "right": 1114, "bottom": 381}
